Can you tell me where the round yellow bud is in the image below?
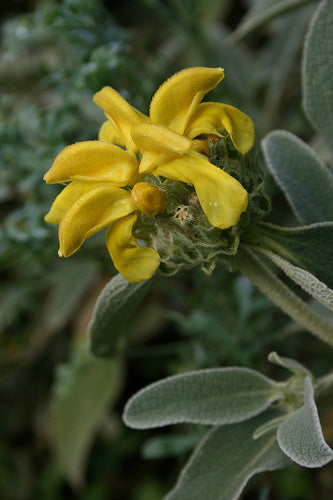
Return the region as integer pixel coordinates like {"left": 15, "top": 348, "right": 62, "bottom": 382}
{"left": 131, "top": 182, "right": 167, "bottom": 216}
{"left": 191, "top": 139, "right": 210, "bottom": 156}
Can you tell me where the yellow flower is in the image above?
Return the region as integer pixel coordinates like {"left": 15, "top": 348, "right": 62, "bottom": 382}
{"left": 94, "top": 67, "right": 255, "bottom": 229}
{"left": 44, "top": 143, "right": 161, "bottom": 282}
{"left": 45, "top": 67, "right": 255, "bottom": 282}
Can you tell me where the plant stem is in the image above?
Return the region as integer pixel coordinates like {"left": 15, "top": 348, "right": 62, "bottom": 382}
{"left": 233, "top": 245, "right": 333, "bottom": 347}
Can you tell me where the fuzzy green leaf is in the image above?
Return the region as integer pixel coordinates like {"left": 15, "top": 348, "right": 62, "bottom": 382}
{"left": 261, "top": 249, "right": 333, "bottom": 310}
{"left": 51, "top": 348, "right": 123, "bottom": 486}
{"left": 123, "top": 368, "right": 279, "bottom": 428}
{"left": 244, "top": 222, "right": 333, "bottom": 290}
{"left": 235, "top": 245, "right": 333, "bottom": 346}
{"left": 303, "top": 0, "right": 333, "bottom": 157}
{"left": 268, "top": 351, "right": 312, "bottom": 376}
{"left": 277, "top": 377, "right": 333, "bottom": 467}
{"left": 231, "top": 0, "right": 314, "bottom": 42}
{"left": 261, "top": 130, "right": 333, "bottom": 224}
{"left": 253, "top": 415, "right": 288, "bottom": 439}
{"left": 89, "top": 273, "right": 154, "bottom": 357}
{"left": 142, "top": 432, "right": 204, "bottom": 460}
{"left": 165, "top": 412, "right": 290, "bottom": 500}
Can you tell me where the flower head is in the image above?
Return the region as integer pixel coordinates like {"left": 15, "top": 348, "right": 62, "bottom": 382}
{"left": 44, "top": 67, "right": 256, "bottom": 282}
{"left": 94, "top": 67, "right": 255, "bottom": 230}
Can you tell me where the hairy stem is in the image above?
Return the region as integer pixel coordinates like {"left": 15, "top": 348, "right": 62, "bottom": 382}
{"left": 233, "top": 245, "right": 333, "bottom": 347}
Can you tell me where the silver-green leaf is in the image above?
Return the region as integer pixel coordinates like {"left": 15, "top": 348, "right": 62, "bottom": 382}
{"left": 123, "top": 368, "right": 280, "bottom": 428}
{"left": 268, "top": 351, "right": 312, "bottom": 376}
{"left": 165, "top": 412, "right": 290, "bottom": 500}
{"left": 88, "top": 273, "right": 154, "bottom": 357}
{"left": 51, "top": 348, "right": 123, "bottom": 486}
{"left": 253, "top": 415, "right": 288, "bottom": 439}
{"left": 277, "top": 377, "right": 333, "bottom": 467}
{"left": 261, "top": 249, "right": 333, "bottom": 310}
{"left": 303, "top": 0, "right": 333, "bottom": 157}
{"left": 244, "top": 222, "right": 333, "bottom": 290}
{"left": 261, "top": 130, "right": 333, "bottom": 224}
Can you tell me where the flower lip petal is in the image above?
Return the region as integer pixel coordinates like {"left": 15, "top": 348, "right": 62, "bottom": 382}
{"left": 58, "top": 185, "right": 135, "bottom": 257}
{"left": 149, "top": 67, "right": 224, "bottom": 135}
{"left": 44, "top": 141, "right": 138, "bottom": 186}
{"left": 45, "top": 181, "right": 104, "bottom": 225}
{"left": 154, "top": 151, "right": 248, "bottom": 229}
{"left": 131, "top": 123, "right": 192, "bottom": 155}
{"left": 106, "top": 213, "right": 160, "bottom": 283}
{"left": 139, "top": 151, "right": 172, "bottom": 175}
{"left": 185, "top": 102, "right": 255, "bottom": 154}
{"left": 93, "top": 86, "right": 144, "bottom": 152}
{"left": 98, "top": 119, "right": 126, "bottom": 147}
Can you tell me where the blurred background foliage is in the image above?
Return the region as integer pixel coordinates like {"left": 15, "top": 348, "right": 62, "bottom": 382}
{"left": 0, "top": 0, "right": 332, "bottom": 498}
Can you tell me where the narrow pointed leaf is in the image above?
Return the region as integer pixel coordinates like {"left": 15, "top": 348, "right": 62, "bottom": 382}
{"left": 260, "top": 6, "right": 314, "bottom": 108}
{"left": 268, "top": 351, "right": 312, "bottom": 376}
{"left": 231, "top": 0, "right": 313, "bottom": 42}
{"left": 123, "top": 368, "right": 279, "bottom": 428}
{"left": 277, "top": 377, "right": 333, "bottom": 467}
{"left": 261, "top": 249, "right": 333, "bottom": 310}
{"left": 165, "top": 412, "right": 290, "bottom": 500}
{"left": 244, "top": 222, "right": 333, "bottom": 289}
{"left": 89, "top": 273, "right": 154, "bottom": 357}
{"left": 262, "top": 130, "right": 333, "bottom": 224}
{"left": 235, "top": 245, "right": 333, "bottom": 347}
{"left": 253, "top": 415, "right": 288, "bottom": 439}
{"left": 303, "top": 0, "right": 333, "bottom": 157}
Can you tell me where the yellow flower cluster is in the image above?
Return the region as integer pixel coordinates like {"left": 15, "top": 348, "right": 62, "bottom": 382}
{"left": 44, "top": 67, "right": 255, "bottom": 282}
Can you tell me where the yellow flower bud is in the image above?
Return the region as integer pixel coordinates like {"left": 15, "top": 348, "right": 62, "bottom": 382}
{"left": 131, "top": 182, "right": 167, "bottom": 216}
{"left": 191, "top": 139, "right": 210, "bottom": 156}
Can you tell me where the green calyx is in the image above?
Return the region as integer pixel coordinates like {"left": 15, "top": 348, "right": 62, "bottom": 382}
{"left": 134, "top": 137, "right": 270, "bottom": 276}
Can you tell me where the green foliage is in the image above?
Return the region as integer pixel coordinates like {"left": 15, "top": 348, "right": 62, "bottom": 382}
{"left": 234, "top": 245, "right": 333, "bottom": 346}
{"left": 259, "top": 250, "right": 333, "bottom": 311}
{"left": 165, "top": 411, "right": 290, "bottom": 500}
{"left": 262, "top": 130, "right": 333, "bottom": 224}
{"left": 303, "top": 0, "right": 333, "bottom": 157}
{"left": 277, "top": 377, "right": 333, "bottom": 467}
{"left": 124, "top": 368, "right": 280, "bottom": 428}
{"left": 142, "top": 432, "right": 204, "bottom": 460}
{"left": 246, "top": 222, "right": 333, "bottom": 289}
{"left": 231, "top": 0, "right": 315, "bottom": 42}
{"left": 89, "top": 273, "right": 154, "bottom": 357}
{"left": 268, "top": 351, "right": 312, "bottom": 376}
{"left": 123, "top": 353, "right": 332, "bottom": 498}
{"left": 51, "top": 346, "right": 124, "bottom": 486}
{"left": 39, "top": 260, "right": 98, "bottom": 335}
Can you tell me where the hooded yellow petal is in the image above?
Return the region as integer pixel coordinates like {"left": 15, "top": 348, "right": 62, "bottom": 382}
{"left": 106, "top": 213, "right": 160, "bottom": 282}
{"left": 149, "top": 67, "right": 224, "bottom": 135}
{"left": 131, "top": 123, "right": 192, "bottom": 155}
{"left": 154, "top": 151, "right": 248, "bottom": 229}
{"left": 98, "top": 119, "right": 126, "bottom": 147}
{"left": 185, "top": 102, "right": 255, "bottom": 154}
{"left": 93, "top": 87, "right": 144, "bottom": 151}
{"left": 44, "top": 141, "right": 138, "bottom": 186}
{"left": 58, "top": 185, "right": 134, "bottom": 257}
{"left": 138, "top": 151, "right": 166, "bottom": 174}
{"left": 45, "top": 181, "right": 104, "bottom": 225}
